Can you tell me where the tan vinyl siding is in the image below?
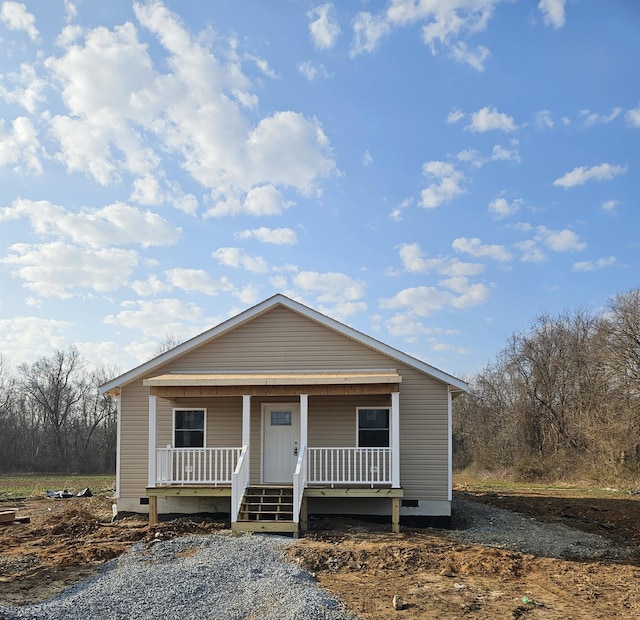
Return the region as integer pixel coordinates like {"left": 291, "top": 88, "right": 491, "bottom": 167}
{"left": 162, "top": 306, "right": 397, "bottom": 372}
{"left": 119, "top": 380, "right": 150, "bottom": 498}
{"left": 397, "top": 365, "right": 449, "bottom": 500}
{"left": 118, "top": 305, "right": 451, "bottom": 505}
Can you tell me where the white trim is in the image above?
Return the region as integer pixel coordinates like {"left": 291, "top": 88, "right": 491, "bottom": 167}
{"left": 172, "top": 407, "right": 207, "bottom": 448}
{"left": 447, "top": 389, "right": 453, "bottom": 502}
{"left": 391, "top": 392, "right": 400, "bottom": 489}
{"left": 100, "top": 294, "right": 467, "bottom": 394}
{"left": 148, "top": 396, "right": 157, "bottom": 488}
{"left": 115, "top": 396, "right": 121, "bottom": 499}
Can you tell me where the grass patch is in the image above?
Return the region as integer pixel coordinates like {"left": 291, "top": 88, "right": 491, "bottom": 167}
{"left": 0, "top": 474, "right": 115, "bottom": 501}
{"left": 453, "top": 472, "right": 633, "bottom": 499}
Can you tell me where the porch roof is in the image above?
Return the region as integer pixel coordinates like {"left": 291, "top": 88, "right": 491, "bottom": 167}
{"left": 143, "top": 370, "right": 402, "bottom": 387}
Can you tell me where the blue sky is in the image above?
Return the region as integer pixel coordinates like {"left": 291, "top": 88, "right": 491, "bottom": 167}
{"left": 1, "top": 0, "right": 638, "bottom": 379}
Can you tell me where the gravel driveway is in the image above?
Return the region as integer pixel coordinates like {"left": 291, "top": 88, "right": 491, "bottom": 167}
{"left": 0, "top": 497, "right": 629, "bottom": 620}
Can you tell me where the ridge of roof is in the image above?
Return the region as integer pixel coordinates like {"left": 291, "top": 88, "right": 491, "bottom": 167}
{"left": 99, "top": 294, "right": 467, "bottom": 394}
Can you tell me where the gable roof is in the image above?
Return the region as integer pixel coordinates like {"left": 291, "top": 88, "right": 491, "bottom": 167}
{"left": 100, "top": 294, "right": 468, "bottom": 394}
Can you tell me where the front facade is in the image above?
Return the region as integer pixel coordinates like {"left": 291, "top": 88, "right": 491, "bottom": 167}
{"left": 101, "top": 295, "right": 467, "bottom": 534}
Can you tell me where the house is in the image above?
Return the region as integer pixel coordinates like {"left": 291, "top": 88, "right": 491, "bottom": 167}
{"left": 100, "top": 294, "right": 467, "bottom": 535}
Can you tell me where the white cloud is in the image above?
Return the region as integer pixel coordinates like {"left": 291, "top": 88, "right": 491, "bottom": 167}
{"left": 164, "top": 269, "right": 224, "bottom": 295}
{"left": 2, "top": 242, "right": 139, "bottom": 298}
{"left": 44, "top": 3, "right": 335, "bottom": 213}
{"left": 206, "top": 185, "right": 294, "bottom": 218}
{"left": 129, "top": 274, "right": 171, "bottom": 297}
{"left": 420, "top": 160, "right": 466, "bottom": 208}
{"left": 625, "top": 106, "right": 640, "bottom": 128}
{"left": 553, "top": 163, "right": 627, "bottom": 188}
{"left": 581, "top": 107, "right": 622, "bottom": 126}
{"left": 350, "top": 1, "right": 499, "bottom": 69}
{"left": 397, "top": 243, "right": 484, "bottom": 277}
{"left": 538, "top": 227, "right": 586, "bottom": 252}
{"left": 292, "top": 271, "right": 367, "bottom": 318}
{"left": 448, "top": 41, "right": 490, "bottom": 71}
{"left": 0, "top": 62, "right": 47, "bottom": 112}
{"left": 235, "top": 227, "right": 298, "bottom": 245}
{"left": 385, "top": 313, "right": 458, "bottom": 339}
{"left": 514, "top": 239, "right": 546, "bottom": 263}
{"left": 0, "top": 116, "right": 42, "bottom": 173}
{"left": 380, "top": 280, "right": 490, "bottom": 318}
{"left": 602, "top": 199, "right": 618, "bottom": 213}
{"left": 297, "top": 61, "right": 331, "bottom": 81}
{"left": 0, "top": 1, "right": 38, "bottom": 41}
{"left": 491, "top": 143, "right": 520, "bottom": 163}
{"left": 0, "top": 316, "right": 71, "bottom": 366}
{"left": 212, "top": 247, "right": 269, "bottom": 273}
{"left": 308, "top": 3, "right": 341, "bottom": 50}
{"left": 104, "top": 298, "right": 216, "bottom": 338}
{"left": 447, "top": 108, "right": 465, "bottom": 124}
{"left": 398, "top": 243, "right": 442, "bottom": 273}
{"left": 488, "top": 196, "right": 522, "bottom": 219}
{"left": 452, "top": 237, "right": 512, "bottom": 261}
{"left": 130, "top": 174, "right": 198, "bottom": 215}
{"left": 514, "top": 226, "right": 586, "bottom": 261}
{"left": 0, "top": 199, "right": 182, "bottom": 248}
{"left": 573, "top": 257, "right": 616, "bottom": 272}
{"left": 538, "top": 0, "right": 566, "bottom": 29}
{"left": 534, "top": 109, "right": 554, "bottom": 128}
{"left": 466, "top": 106, "right": 516, "bottom": 133}
{"left": 350, "top": 12, "right": 391, "bottom": 56}
{"left": 362, "top": 150, "right": 373, "bottom": 167}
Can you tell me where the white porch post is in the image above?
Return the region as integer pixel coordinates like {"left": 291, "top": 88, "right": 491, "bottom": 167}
{"left": 148, "top": 395, "right": 157, "bottom": 488}
{"left": 242, "top": 395, "right": 251, "bottom": 447}
{"left": 115, "top": 396, "right": 122, "bottom": 499}
{"left": 391, "top": 391, "right": 400, "bottom": 488}
{"left": 300, "top": 394, "right": 308, "bottom": 448}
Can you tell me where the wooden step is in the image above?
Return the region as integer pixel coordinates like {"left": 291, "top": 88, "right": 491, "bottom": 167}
{"left": 237, "top": 485, "right": 296, "bottom": 524}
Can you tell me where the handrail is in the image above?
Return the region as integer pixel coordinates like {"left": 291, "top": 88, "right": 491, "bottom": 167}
{"left": 292, "top": 444, "right": 307, "bottom": 524}
{"left": 307, "top": 447, "right": 392, "bottom": 486}
{"left": 231, "top": 445, "right": 249, "bottom": 523}
{"left": 156, "top": 447, "right": 241, "bottom": 485}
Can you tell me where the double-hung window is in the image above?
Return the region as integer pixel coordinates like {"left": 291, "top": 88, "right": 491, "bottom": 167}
{"left": 357, "top": 408, "right": 390, "bottom": 447}
{"left": 174, "top": 409, "right": 205, "bottom": 448}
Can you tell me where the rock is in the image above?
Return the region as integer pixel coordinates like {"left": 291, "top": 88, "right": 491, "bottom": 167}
{"left": 440, "top": 567, "right": 455, "bottom": 577}
{"left": 392, "top": 595, "right": 404, "bottom": 610}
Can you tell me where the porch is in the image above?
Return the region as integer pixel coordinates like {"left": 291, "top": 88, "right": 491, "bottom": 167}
{"left": 146, "top": 445, "right": 404, "bottom": 533}
{"left": 143, "top": 371, "right": 404, "bottom": 534}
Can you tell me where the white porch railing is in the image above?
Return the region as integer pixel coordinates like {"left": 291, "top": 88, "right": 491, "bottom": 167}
{"left": 231, "top": 445, "right": 250, "bottom": 523}
{"left": 292, "top": 445, "right": 307, "bottom": 524}
{"left": 307, "top": 447, "right": 392, "bottom": 486}
{"left": 156, "top": 447, "right": 241, "bottom": 485}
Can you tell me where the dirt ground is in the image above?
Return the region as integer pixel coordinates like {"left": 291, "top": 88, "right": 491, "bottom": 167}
{"left": 1, "top": 484, "right": 639, "bottom": 619}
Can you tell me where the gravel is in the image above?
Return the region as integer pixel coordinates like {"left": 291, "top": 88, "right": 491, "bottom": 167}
{"left": 447, "top": 497, "right": 631, "bottom": 561}
{"left": 0, "top": 534, "right": 356, "bottom": 620}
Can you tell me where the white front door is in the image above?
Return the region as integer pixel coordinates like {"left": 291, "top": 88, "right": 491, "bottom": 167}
{"left": 263, "top": 404, "right": 300, "bottom": 483}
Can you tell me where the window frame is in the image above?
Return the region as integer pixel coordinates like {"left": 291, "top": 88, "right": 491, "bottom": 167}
{"left": 356, "top": 407, "right": 390, "bottom": 448}
{"left": 172, "top": 408, "right": 207, "bottom": 448}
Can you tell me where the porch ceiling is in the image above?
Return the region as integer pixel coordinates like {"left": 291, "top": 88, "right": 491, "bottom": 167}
{"left": 143, "top": 370, "right": 402, "bottom": 387}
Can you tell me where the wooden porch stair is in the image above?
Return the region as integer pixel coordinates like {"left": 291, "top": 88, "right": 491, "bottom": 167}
{"left": 232, "top": 486, "right": 299, "bottom": 534}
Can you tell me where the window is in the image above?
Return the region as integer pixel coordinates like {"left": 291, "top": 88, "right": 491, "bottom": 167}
{"left": 357, "top": 408, "right": 390, "bottom": 447}
{"left": 174, "top": 409, "right": 205, "bottom": 448}
{"left": 271, "top": 410, "right": 292, "bottom": 426}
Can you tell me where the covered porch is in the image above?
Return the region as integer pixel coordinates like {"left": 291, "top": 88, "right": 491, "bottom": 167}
{"left": 144, "top": 371, "right": 404, "bottom": 533}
